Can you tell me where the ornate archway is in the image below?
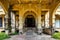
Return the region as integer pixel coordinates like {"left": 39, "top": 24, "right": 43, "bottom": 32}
{"left": 23, "top": 11, "right": 37, "bottom": 32}
{"left": 25, "top": 15, "right": 35, "bottom": 27}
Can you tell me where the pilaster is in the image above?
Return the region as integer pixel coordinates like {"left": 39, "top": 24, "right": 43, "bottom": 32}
{"left": 5, "top": 13, "right": 9, "bottom": 34}
{"left": 37, "top": 7, "right": 42, "bottom": 34}
{"left": 11, "top": 12, "right": 15, "bottom": 33}
{"left": 19, "top": 11, "right": 23, "bottom": 34}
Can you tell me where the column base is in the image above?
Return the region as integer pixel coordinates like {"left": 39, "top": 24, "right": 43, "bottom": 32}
{"left": 5, "top": 30, "right": 9, "bottom": 35}
{"left": 19, "top": 29, "right": 23, "bottom": 34}
{"left": 11, "top": 29, "right": 15, "bottom": 33}
{"left": 51, "top": 28, "right": 55, "bottom": 35}
{"left": 37, "top": 28, "right": 42, "bottom": 35}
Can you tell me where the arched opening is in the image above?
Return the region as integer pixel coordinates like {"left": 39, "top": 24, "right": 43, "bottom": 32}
{"left": 25, "top": 15, "right": 36, "bottom": 28}
{"left": 23, "top": 11, "right": 37, "bottom": 32}
{"left": 52, "top": 3, "right": 60, "bottom": 32}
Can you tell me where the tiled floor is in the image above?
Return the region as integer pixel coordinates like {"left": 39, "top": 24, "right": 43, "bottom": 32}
{"left": 5, "top": 30, "right": 56, "bottom": 40}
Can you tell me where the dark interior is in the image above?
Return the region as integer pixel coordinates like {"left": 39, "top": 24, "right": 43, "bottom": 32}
{"left": 25, "top": 15, "right": 35, "bottom": 28}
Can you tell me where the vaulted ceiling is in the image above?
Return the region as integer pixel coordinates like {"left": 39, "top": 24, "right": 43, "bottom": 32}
{"left": 0, "top": 0, "right": 60, "bottom": 12}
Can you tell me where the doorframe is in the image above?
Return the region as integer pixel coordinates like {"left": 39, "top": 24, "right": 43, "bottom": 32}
{"left": 22, "top": 11, "right": 38, "bottom": 32}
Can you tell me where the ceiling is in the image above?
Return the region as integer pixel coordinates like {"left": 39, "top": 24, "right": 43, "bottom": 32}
{"left": 8, "top": 0, "right": 59, "bottom": 5}
{"left": 0, "top": 0, "right": 60, "bottom": 12}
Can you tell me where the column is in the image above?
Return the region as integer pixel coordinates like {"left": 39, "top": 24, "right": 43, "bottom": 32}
{"left": 49, "top": 11, "right": 55, "bottom": 35}
{"left": 37, "top": 14, "right": 42, "bottom": 34}
{"left": 52, "top": 13, "right": 55, "bottom": 34}
{"left": 45, "top": 12, "right": 49, "bottom": 28}
{"left": 5, "top": 13, "right": 9, "bottom": 34}
{"left": 8, "top": 5, "right": 12, "bottom": 33}
{"left": 19, "top": 16, "right": 23, "bottom": 34}
{"left": 11, "top": 12, "right": 15, "bottom": 33}
{"left": 15, "top": 15, "right": 19, "bottom": 32}
{"left": 5, "top": 5, "right": 12, "bottom": 34}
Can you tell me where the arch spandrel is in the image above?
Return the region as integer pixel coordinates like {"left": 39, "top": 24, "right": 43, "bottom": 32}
{"left": 0, "top": 1, "right": 7, "bottom": 14}
{"left": 23, "top": 11, "right": 37, "bottom": 19}
{"left": 53, "top": 3, "right": 60, "bottom": 15}
{"left": 19, "top": 8, "right": 40, "bottom": 17}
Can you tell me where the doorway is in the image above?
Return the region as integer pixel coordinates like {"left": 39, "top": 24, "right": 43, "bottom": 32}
{"left": 24, "top": 15, "right": 36, "bottom": 32}
{"left": 25, "top": 15, "right": 35, "bottom": 28}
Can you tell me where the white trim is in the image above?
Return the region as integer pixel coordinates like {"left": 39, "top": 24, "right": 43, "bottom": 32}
{"left": 3, "top": 17, "right": 4, "bottom": 28}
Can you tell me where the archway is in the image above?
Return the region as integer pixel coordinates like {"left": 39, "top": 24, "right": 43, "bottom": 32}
{"left": 23, "top": 11, "right": 37, "bottom": 32}
{"left": 52, "top": 3, "right": 60, "bottom": 32}
{"left": 25, "top": 15, "right": 36, "bottom": 28}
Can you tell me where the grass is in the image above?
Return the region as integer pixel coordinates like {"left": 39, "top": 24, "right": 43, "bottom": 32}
{"left": 0, "top": 32, "right": 10, "bottom": 40}
{"left": 52, "top": 32, "right": 60, "bottom": 39}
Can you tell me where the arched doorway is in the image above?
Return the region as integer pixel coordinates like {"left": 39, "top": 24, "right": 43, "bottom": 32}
{"left": 23, "top": 11, "right": 37, "bottom": 32}
{"left": 24, "top": 15, "right": 36, "bottom": 32}
{"left": 25, "top": 15, "right": 36, "bottom": 28}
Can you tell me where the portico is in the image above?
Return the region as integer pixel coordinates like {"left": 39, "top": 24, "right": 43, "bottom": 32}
{"left": 0, "top": 0, "right": 60, "bottom": 35}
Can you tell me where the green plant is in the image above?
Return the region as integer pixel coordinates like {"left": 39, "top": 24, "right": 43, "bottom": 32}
{"left": 0, "top": 32, "right": 10, "bottom": 40}
{"left": 52, "top": 32, "right": 60, "bottom": 39}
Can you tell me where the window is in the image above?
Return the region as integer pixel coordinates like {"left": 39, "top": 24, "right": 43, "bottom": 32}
{"left": 0, "top": 17, "right": 2, "bottom": 27}
{"left": 55, "top": 20, "right": 60, "bottom": 28}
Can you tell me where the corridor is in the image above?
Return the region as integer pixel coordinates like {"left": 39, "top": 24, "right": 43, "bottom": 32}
{"left": 5, "top": 29, "right": 56, "bottom": 40}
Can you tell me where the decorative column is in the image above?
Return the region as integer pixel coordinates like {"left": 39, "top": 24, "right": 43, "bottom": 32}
{"left": 37, "top": 12, "right": 42, "bottom": 34}
{"left": 11, "top": 12, "right": 15, "bottom": 33}
{"left": 19, "top": 15, "right": 23, "bottom": 34}
{"left": 5, "top": 5, "right": 12, "bottom": 34}
{"left": 5, "top": 13, "right": 9, "bottom": 34}
{"left": 6, "top": 5, "right": 13, "bottom": 34}
{"left": 49, "top": 10, "right": 55, "bottom": 35}
{"left": 45, "top": 12, "right": 49, "bottom": 28}
{"left": 52, "top": 12, "right": 55, "bottom": 34}
{"left": 15, "top": 15, "right": 19, "bottom": 32}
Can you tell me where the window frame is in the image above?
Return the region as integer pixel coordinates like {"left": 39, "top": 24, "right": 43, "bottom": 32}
{"left": 55, "top": 20, "right": 60, "bottom": 28}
